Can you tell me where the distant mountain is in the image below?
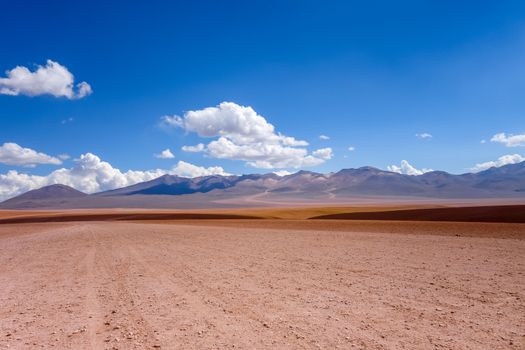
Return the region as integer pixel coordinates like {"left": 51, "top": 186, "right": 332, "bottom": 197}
{"left": 0, "top": 184, "right": 87, "bottom": 209}
{"left": 1, "top": 162, "right": 524, "bottom": 209}
{"left": 95, "top": 174, "right": 263, "bottom": 196}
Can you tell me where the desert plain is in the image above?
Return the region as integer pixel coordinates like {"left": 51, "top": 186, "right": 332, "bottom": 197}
{"left": 0, "top": 205, "right": 524, "bottom": 349}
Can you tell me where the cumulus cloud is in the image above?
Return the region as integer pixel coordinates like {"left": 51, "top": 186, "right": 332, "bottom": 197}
{"left": 206, "top": 136, "right": 324, "bottom": 169}
{"left": 181, "top": 143, "right": 205, "bottom": 152}
{"left": 490, "top": 132, "right": 525, "bottom": 147}
{"left": 0, "top": 153, "right": 230, "bottom": 201}
{"left": 415, "top": 132, "right": 432, "bottom": 140}
{"left": 348, "top": 146, "right": 356, "bottom": 151}
{"left": 387, "top": 160, "right": 432, "bottom": 176}
{"left": 273, "top": 170, "right": 293, "bottom": 176}
{"left": 0, "top": 143, "right": 62, "bottom": 167}
{"left": 154, "top": 148, "right": 175, "bottom": 159}
{"left": 312, "top": 147, "right": 333, "bottom": 160}
{"left": 171, "top": 160, "right": 230, "bottom": 178}
{"left": 319, "top": 135, "right": 330, "bottom": 140}
{"left": 0, "top": 153, "right": 161, "bottom": 200}
{"left": 162, "top": 102, "right": 307, "bottom": 145}
{"left": 0, "top": 171, "right": 48, "bottom": 202}
{"left": 0, "top": 60, "right": 92, "bottom": 99}
{"left": 470, "top": 154, "right": 525, "bottom": 172}
{"left": 162, "top": 102, "right": 328, "bottom": 169}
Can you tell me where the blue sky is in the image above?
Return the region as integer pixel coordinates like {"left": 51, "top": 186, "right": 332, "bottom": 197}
{"left": 1, "top": 1, "right": 525, "bottom": 197}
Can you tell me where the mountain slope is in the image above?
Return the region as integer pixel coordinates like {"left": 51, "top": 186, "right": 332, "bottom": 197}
{"left": 1, "top": 162, "right": 524, "bottom": 209}
{"left": 96, "top": 174, "right": 244, "bottom": 196}
{"left": 0, "top": 184, "right": 87, "bottom": 209}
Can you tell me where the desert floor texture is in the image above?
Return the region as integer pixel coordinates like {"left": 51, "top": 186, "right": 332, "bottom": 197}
{"left": 0, "top": 210, "right": 524, "bottom": 349}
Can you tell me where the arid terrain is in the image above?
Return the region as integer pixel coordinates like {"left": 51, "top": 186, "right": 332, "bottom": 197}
{"left": 0, "top": 207, "right": 524, "bottom": 349}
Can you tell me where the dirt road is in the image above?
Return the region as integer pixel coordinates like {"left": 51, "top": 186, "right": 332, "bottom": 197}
{"left": 0, "top": 221, "right": 524, "bottom": 349}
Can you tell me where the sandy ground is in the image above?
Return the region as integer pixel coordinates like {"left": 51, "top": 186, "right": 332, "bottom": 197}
{"left": 0, "top": 221, "right": 524, "bottom": 349}
{"left": 1, "top": 204, "right": 524, "bottom": 224}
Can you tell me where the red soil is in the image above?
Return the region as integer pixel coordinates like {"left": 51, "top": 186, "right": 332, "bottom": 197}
{"left": 0, "top": 221, "right": 523, "bottom": 349}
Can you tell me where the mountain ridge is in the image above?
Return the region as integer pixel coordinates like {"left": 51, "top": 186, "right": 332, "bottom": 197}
{"left": 1, "top": 162, "right": 524, "bottom": 209}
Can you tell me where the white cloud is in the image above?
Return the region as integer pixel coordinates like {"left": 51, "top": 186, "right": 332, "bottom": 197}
{"left": 154, "top": 148, "right": 175, "bottom": 159}
{"left": 279, "top": 136, "right": 308, "bottom": 147}
{"left": 206, "top": 136, "right": 324, "bottom": 169}
{"left": 0, "top": 143, "right": 62, "bottom": 167}
{"left": 415, "top": 132, "right": 433, "bottom": 140}
{"left": 470, "top": 154, "right": 525, "bottom": 172}
{"left": 348, "top": 146, "right": 356, "bottom": 151}
{"left": 58, "top": 154, "right": 70, "bottom": 160}
{"left": 480, "top": 139, "right": 486, "bottom": 144}
{"left": 171, "top": 160, "right": 230, "bottom": 178}
{"left": 181, "top": 143, "right": 205, "bottom": 152}
{"left": 0, "top": 171, "right": 48, "bottom": 202}
{"left": 387, "top": 160, "right": 432, "bottom": 176}
{"left": 0, "top": 60, "right": 92, "bottom": 99}
{"left": 0, "top": 153, "right": 163, "bottom": 200}
{"left": 61, "top": 117, "right": 74, "bottom": 124}
{"left": 162, "top": 102, "right": 328, "bottom": 169}
{"left": 312, "top": 147, "right": 333, "bottom": 160}
{"left": 76, "top": 82, "right": 92, "bottom": 98}
{"left": 162, "top": 102, "right": 307, "bottom": 145}
{"left": 319, "top": 135, "right": 330, "bottom": 140}
{"left": 490, "top": 132, "right": 525, "bottom": 147}
{"left": 273, "top": 170, "right": 293, "bottom": 177}
{"left": 0, "top": 153, "right": 230, "bottom": 201}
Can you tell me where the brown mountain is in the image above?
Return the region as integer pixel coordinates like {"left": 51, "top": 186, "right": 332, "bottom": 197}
{"left": 0, "top": 184, "right": 87, "bottom": 209}
{"left": 1, "top": 162, "right": 524, "bottom": 209}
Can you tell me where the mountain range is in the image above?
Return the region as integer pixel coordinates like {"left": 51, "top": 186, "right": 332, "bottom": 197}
{"left": 1, "top": 162, "right": 525, "bottom": 209}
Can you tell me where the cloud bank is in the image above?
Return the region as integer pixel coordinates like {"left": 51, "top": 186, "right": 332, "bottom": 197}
{"left": 490, "top": 132, "right": 525, "bottom": 147}
{"left": 0, "top": 60, "right": 92, "bottom": 99}
{"left": 0, "top": 143, "right": 62, "bottom": 167}
{"left": 162, "top": 102, "right": 330, "bottom": 169}
{"left": 470, "top": 154, "right": 525, "bottom": 172}
{"left": 387, "top": 160, "right": 432, "bottom": 175}
{"left": 0, "top": 153, "right": 229, "bottom": 201}
{"left": 273, "top": 170, "right": 293, "bottom": 176}
{"left": 172, "top": 160, "right": 230, "bottom": 178}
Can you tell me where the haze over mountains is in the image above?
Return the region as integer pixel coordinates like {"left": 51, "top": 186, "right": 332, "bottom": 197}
{"left": 2, "top": 162, "right": 525, "bottom": 209}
